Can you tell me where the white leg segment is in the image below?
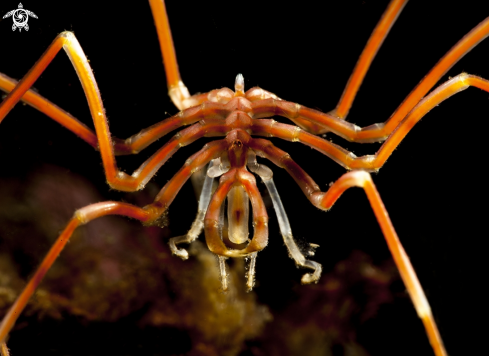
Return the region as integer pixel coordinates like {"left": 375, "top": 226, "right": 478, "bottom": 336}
{"left": 168, "top": 160, "right": 217, "bottom": 260}
{"left": 246, "top": 252, "right": 257, "bottom": 291}
{"left": 218, "top": 256, "right": 229, "bottom": 291}
{"left": 248, "top": 152, "right": 322, "bottom": 284}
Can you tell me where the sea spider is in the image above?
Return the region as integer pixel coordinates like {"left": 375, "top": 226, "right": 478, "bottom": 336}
{"left": 0, "top": 0, "right": 487, "bottom": 355}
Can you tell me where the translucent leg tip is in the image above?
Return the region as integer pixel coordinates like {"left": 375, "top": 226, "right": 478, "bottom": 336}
{"left": 300, "top": 262, "right": 322, "bottom": 284}
{"left": 246, "top": 252, "right": 257, "bottom": 292}
{"left": 246, "top": 281, "right": 254, "bottom": 292}
{"left": 218, "top": 256, "right": 229, "bottom": 292}
{"left": 246, "top": 273, "right": 255, "bottom": 292}
{"left": 169, "top": 238, "right": 189, "bottom": 260}
{"left": 172, "top": 249, "right": 189, "bottom": 260}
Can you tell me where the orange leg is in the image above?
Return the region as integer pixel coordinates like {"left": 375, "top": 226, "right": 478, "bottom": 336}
{"left": 147, "top": 0, "right": 238, "bottom": 110}
{"left": 0, "top": 32, "right": 131, "bottom": 188}
{"left": 330, "top": 0, "right": 408, "bottom": 120}
{"left": 0, "top": 137, "right": 227, "bottom": 344}
{"left": 245, "top": 87, "right": 344, "bottom": 135}
{"left": 0, "top": 32, "right": 234, "bottom": 192}
{"left": 149, "top": 0, "right": 407, "bottom": 123}
{"left": 0, "top": 72, "right": 99, "bottom": 149}
{"left": 253, "top": 73, "right": 489, "bottom": 145}
{"left": 0, "top": 32, "right": 232, "bottom": 191}
{"left": 376, "top": 16, "right": 489, "bottom": 141}
{"left": 150, "top": 139, "right": 228, "bottom": 210}
{"left": 251, "top": 73, "right": 489, "bottom": 170}
{"left": 149, "top": 0, "right": 405, "bottom": 120}
{"left": 243, "top": 0, "right": 406, "bottom": 133}
{"left": 322, "top": 171, "right": 446, "bottom": 356}
{"left": 0, "top": 202, "right": 151, "bottom": 344}
{"left": 249, "top": 15, "right": 489, "bottom": 140}
{"left": 246, "top": 3, "right": 489, "bottom": 142}
{"left": 247, "top": 140, "right": 446, "bottom": 356}
{"left": 149, "top": 0, "right": 248, "bottom": 111}
{"left": 248, "top": 138, "right": 322, "bottom": 204}
{"left": 0, "top": 0, "right": 233, "bottom": 148}
{"left": 0, "top": 72, "right": 228, "bottom": 156}
{"left": 148, "top": 0, "right": 190, "bottom": 110}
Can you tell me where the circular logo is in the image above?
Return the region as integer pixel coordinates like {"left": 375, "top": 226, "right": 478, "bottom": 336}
{"left": 12, "top": 9, "right": 28, "bottom": 29}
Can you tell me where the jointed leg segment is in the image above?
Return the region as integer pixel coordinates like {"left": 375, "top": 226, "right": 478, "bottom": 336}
{"left": 168, "top": 159, "right": 217, "bottom": 260}
{"left": 248, "top": 153, "right": 322, "bottom": 284}
{"left": 249, "top": 13, "right": 489, "bottom": 145}
{"left": 0, "top": 32, "right": 235, "bottom": 193}
{"left": 248, "top": 142, "right": 447, "bottom": 355}
{"left": 148, "top": 0, "right": 190, "bottom": 110}
{"left": 246, "top": 135, "right": 446, "bottom": 354}
{"left": 0, "top": 138, "right": 228, "bottom": 343}
{"left": 0, "top": 72, "right": 100, "bottom": 149}
{"left": 251, "top": 73, "right": 489, "bottom": 171}
{"left": 322, "top": 171, "right": 446, "bottom": 356}
{"left": 0, "top": 201, "right": 151, "bottom": 344}
{"left": 330, "top": 0, "right": 408, "bottom": 119}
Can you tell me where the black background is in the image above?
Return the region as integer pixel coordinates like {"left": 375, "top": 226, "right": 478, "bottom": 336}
{"left": 1, "top": 1, "right": 488, "bottom": 355}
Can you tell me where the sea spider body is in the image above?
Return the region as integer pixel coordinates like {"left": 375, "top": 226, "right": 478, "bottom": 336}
{"left": 0, "top": 0, "right": 488, "bottom": 355}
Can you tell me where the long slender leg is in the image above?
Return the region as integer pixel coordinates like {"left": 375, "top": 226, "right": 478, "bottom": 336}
{"left": 148, "top": 0, "right": 190, "bottom": 110}
{"left": 145, "top": 139, "right": 228, "bottom": 218}
{"left": 0, "top": 201, "right": 152, "bottom": 344}
{"left": 0, "top": 32, "right": 232, "bottom": 192}
{"left": 324, "top": 171, "right": 446, "bottom": 356}
{"left": 248, "top": 138, "right": 328, "bottom": 208}
{"left": 245, "top": 87, "right": 335, "bottom": 134}
{"left": 107, "top": 118, "right": 228, "bottom": 191}
{"left": 0, "top": 139, "right": 227, "bottom": 343}
{"left": 150, "top": 0, "right": 406, "bottom": 119}
{"left": 330, "top": 0, "right": 408, "bottom": 119}
{"left": 0, "top": 33, "right": 128, "bottom": 187}
{"left": 253, "top": 135, "right": 448, "bottom": 354}
{"left": 251, "top": 16, "right": 489, "bottom": 141}
{"left": 247, "top": 153, "right": 321, "bottom": 284}
{"left": 253, "top": 72, "right": 489, "bottom": 144}
{"left": 251, "top": 119, "right": 360, "bottom": 170}
{"left": 120, "top": 102, "right": 228, "bottom": 155}
{"left": 246, "top": 147, "right": 447, "bottom": 356}
{"left": 252, "top": 74, "right": 489, "bottom": 171}
{"left": 252, "top": 97, "right": 363, "bottom": 138}
{"left": 377, "top": 16, "right": 489, "bottom": 141}
{"left": 168, "top": 159, "right": 217, "bottom": 259}
{"left": 0, "top": 72, "right": 99, "bottom": 149}
{"left": 148, "top": 1, "right": 238, "bottom": 111}
{"left": 0, "top": 72, "right": 227, "bottom": 155}
{"left": 374, "top": 74, "right": 489, "bottom": 165}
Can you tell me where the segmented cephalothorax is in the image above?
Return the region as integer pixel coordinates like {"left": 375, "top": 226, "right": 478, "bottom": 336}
{"left": 2, "top": 0, "right": 489, "bottom": 355}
